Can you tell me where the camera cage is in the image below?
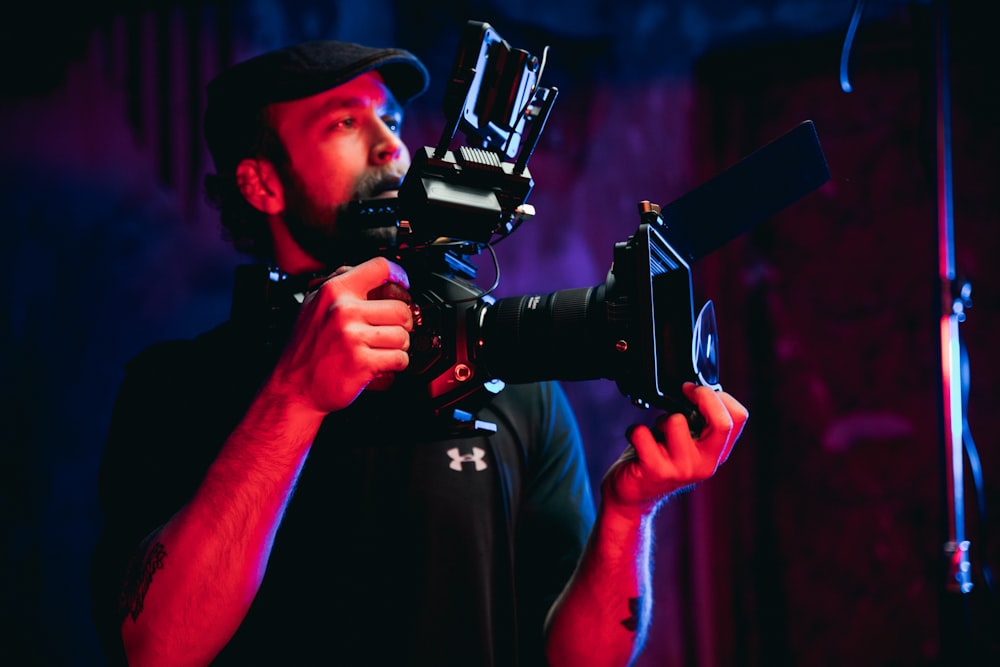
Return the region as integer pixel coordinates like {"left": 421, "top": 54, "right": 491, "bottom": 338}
{"left": 340, "top": 21, "right": 555, "bottom": 261}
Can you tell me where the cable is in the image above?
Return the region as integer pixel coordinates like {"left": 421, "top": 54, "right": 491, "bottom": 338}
{"left": 961, "top": 334, "right": 994, "bottom": 592}
{"left": 840, "top": 0, "right": 867, "bottom": 92}
{"left": 441, "top": 242, "right": 501, "bottom": 305}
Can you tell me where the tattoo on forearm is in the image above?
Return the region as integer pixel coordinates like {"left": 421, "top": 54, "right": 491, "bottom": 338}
{"left": 119, "top": 541, "right": 167, "bottom": 622}
{"left": 621, "top": 596, "right": 642, "bottom": 632}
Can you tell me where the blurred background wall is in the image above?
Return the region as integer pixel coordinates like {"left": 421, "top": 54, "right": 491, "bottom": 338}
{"left": 2, "top": 0, "right": 998, "bottom": 664}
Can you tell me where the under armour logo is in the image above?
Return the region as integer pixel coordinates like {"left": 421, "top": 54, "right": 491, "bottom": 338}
{"left": 447, "top": 447, "right": 488, "bottom": 472}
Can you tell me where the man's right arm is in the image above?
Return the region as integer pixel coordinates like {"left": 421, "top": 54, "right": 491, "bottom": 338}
{"left": 116, "top": 258, "right": 413, "bottom": 667}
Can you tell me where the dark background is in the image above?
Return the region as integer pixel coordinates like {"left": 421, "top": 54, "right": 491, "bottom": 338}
{"left": 3, "top": 1, "right": 998, "bottom": 665}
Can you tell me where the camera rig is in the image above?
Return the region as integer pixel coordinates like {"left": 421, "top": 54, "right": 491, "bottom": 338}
{"left": 261, "top": 20, "right": 831, "bottom": 437}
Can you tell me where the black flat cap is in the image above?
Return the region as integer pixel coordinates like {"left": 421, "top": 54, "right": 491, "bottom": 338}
{"left": 204, "top": 40, "right": 429, "bottom": 173}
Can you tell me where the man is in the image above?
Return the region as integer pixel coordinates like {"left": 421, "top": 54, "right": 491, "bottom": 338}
{"left": 90, "top": 38, "right": 748, "bottom": 667}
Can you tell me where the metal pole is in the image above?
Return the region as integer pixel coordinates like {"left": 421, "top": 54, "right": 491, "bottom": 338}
{"left": 933, "top": 0, "right": 976, "bottom": 660}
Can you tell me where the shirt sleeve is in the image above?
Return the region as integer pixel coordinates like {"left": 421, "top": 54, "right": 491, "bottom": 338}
{"left": 507, "top": 380, "right": 597, "bottom": 665}
{"left": 89, "top": 334, "right": 246, "bottom": 666}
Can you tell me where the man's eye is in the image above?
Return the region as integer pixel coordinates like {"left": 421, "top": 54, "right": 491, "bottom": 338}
{"left": 383, "top": 117, "right": 401, "bottom": 134}
{"left": 332, "top": 117, "right": 356, "bottom": 130}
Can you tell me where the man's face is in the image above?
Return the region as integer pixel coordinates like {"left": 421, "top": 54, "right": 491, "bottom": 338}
{"left": 269, "top": 71, "right": 410, "bottom": 267}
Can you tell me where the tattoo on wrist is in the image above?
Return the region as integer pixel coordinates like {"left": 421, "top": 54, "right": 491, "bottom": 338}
{"left": 621, "top": 596, "right": 643, "bottom": 632}
{"left": 119, "top": 541, "right": 167, "bottom": 622}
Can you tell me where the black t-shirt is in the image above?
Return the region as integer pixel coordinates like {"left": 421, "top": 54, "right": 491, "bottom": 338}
{"left": 90, "top": 319, "right": 595, "bottom": 666}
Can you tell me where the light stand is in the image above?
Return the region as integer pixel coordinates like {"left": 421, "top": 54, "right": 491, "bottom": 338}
{"left": 932, "top": 0, "right": 979, "bottom": 661}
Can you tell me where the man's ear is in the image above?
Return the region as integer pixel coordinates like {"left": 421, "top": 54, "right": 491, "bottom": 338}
{"left": 235, "top": 158, "right": 284, "bottom": 215}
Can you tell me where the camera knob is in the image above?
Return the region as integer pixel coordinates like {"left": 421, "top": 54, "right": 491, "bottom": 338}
{"left": 454, "top": 364, "right": 473, "bottom": 382}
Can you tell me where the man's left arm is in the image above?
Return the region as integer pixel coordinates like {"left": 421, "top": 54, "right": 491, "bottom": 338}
{"left": 544, "top": 383, "right": 748, "bottom": 667}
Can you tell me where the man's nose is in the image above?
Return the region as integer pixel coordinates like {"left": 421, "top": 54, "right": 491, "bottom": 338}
{"left": 371, "top": 120, "right": 404, "bottom": 165}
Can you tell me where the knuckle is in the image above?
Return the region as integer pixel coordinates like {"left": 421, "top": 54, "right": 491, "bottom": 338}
{"left": 719, "top": 413, "right": 735, "bottom": 432}
{"left": 318, "top": 277, "right": 346, "bottom": 301}
{"left": 331, "top": 299, "right": 363, "bottom": 322}
{"left": 339, "top": 321, "right": 367, "bottom": 349}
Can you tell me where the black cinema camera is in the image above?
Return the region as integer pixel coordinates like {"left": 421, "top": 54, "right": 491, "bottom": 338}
{"left": 260, "top": 20, "right": 830, "bottom": 435}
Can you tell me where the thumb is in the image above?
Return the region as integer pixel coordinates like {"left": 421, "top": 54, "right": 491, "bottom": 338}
{"left": 368, "top": 281, "right": 412, "bottom": 304}
{"left": 334, "top": 256, "right": 410, "bottom": 296}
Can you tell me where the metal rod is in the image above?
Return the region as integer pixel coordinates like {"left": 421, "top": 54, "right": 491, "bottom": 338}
{"left": 933, "top": 0, "right": 972, "bottom": 597}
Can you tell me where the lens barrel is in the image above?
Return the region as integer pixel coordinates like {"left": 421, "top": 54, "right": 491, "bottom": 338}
{"left": 476, "top": 285, "right": 614, "bottom": 383}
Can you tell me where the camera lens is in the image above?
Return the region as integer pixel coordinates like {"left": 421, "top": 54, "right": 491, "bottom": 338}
{"left": 692, "top": 300, "right": 721, "bottom": 390}
{"left": 476, "top": 286, "right": 613, "bottom": 383}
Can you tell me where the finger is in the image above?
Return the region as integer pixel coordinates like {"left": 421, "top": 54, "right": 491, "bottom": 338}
{"left": 683, "top": 383, "right": 733, "bottom": 442}
{"left": 359, "top": 298, "right": 414, "bottom": 329}
{"left": 368, "top": 281, "right": 412, "bottom": 304}
{"left": 333, "top": 256, "right": 410, "bottom": 295}
{"left": 362, "top": 324, "right": 411, "bottom": 351}
{"left": 658, "top": 411, "right": 702, "bottom": 475}
{"left": 367, "top": 348, "right": 410, "bottom": 373}
{"left": 716, "top": 391, "right": 749, "bottom": 463}
{"left": 626, "top": 424, "right": 668, "bottom": 470}
{"left": 633, "top": 416, "right": 696, "bottom": 480}
{"left": 681, "top": 383, "right": 732, "bottom": 467}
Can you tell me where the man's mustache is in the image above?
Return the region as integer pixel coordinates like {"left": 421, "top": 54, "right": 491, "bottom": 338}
{"left": 352, "top": 169, "right": 406, "bottom": 199}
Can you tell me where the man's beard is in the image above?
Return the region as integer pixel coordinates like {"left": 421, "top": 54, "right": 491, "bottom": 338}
{"left": 278, "top": 165, "right": 403, "bottom": 271}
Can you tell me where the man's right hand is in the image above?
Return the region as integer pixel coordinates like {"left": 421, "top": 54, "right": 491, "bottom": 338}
{"left": 266, "top": 256, "right": 414, "bottom": 416}
{"left": 115, "top": 262, "right": 413, "bottom": 667}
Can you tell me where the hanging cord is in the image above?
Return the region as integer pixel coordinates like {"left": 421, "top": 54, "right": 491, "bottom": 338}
{"left": 960, "top": 329, "right": 994, "bottom": 592}
{"left": 430, "top": 241, "right": 502, "bottom": 305}
{"left": 840, "top": 0, "right": 868, "bottom": 92}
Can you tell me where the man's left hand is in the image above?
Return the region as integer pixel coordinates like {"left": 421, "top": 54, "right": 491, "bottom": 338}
{"left": 602, "top": 382, "right": 749, "bottom": 518}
